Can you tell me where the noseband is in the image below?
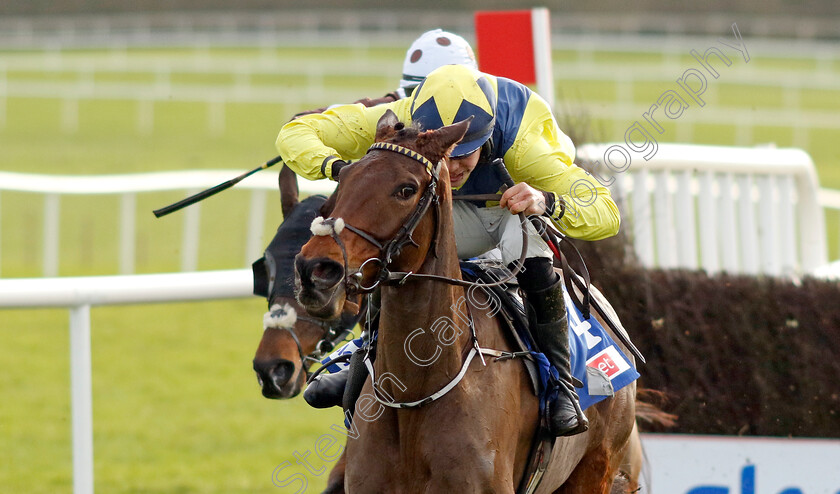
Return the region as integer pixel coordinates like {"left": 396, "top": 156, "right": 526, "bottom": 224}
{"left": 311, "top": 141, "right": 531, "bottom": 295}
{"left": 263, "top": 302, "right": 359, "bottom": 377}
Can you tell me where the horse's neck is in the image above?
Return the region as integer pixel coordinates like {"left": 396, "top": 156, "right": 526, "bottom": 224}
{"left": 374, "top": 200, "right": 472, "bottom": 398}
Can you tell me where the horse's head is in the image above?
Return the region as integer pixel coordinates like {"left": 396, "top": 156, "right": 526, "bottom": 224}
{"left": 253, "top": 194, "right": 343, "bottom": 399}
{"left": 294, "top": 110, "right": 469, "bottom": 320}
{"left": 253, "top": 300, "right": 316, "bottom": 399}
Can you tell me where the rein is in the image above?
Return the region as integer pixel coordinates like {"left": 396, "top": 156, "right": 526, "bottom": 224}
{"left": 311, "top": 143, "right": 528, "bottom": 294}
{"left": 309, "top": 141, "right": 533, "bottom": 409}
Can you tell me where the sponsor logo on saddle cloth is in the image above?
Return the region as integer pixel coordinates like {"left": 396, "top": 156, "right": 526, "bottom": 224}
{"left": 563, "top": 286, "right": 640, "bottom": 411}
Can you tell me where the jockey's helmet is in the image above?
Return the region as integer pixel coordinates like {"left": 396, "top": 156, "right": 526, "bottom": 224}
{"left": 399, "top": 29, "right": 477, "bottom": 93}
{"left": 410, "top": 64, "right": 496, "bottom": 158}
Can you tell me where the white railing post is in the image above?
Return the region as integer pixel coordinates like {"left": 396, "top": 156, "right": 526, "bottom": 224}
{"left": 795, "top": 154, "right": 828, "bottom": 272}
{"left": 531, "top": 7, "right": 554, "bottom": 109}
{"left": 758, "top": 175, "right": 780, "bottom": 276}
{"left": 675, "top": 170, "right": 698, "bottom": 270}
{"left": 778, "top": 175, "right": 798, "bottom": 275}
{"left": 69, "top": 304, "right": 94, "bottom": 494}
{"left": 653, "top": 171, "right": 675, "bottom": 268}
{"left": 632, "top": 170, "right": 653, "bottom": 266}
{"left": 698, "top": 171, "right": 719, "bottom": 273}
{"left": 718, "top": 173, "right": 739, "bottom": 273}
{"left": 738, "top": 175, "right": 759, "bottom": 275}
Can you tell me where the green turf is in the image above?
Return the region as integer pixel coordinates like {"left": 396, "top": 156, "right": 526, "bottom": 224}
{"left": 0, "top": 301, "right": 342, "bottom": 494}
{"left": 2, "top": 43, "right": 839, "bottom": 493}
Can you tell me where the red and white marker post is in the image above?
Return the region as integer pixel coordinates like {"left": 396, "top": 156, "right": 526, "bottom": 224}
{"left": 474, "top": 8, "right": 555, "bottom": 108}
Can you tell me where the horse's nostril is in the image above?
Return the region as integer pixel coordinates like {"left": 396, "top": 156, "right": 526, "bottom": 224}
{"left": 296, "top": 255, "right": 344, "bottom": 290}
{"left": 309, "top": 259, "right": 344, "bottom": 288}
{"left": 254, "top": 358, "right": 296, "bottom": 389}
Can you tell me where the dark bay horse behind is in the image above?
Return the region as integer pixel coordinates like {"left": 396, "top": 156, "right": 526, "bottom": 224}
{"left": 294, "top": 111, "right": 637, "bottom": 492}
{"left": 252, "top": 165, "right": 357, "bottom": 402}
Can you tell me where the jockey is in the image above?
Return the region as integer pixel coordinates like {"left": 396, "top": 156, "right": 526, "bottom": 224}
{"left": 277, "top": 65, "right": 619, "bottom": 437}
{"left": 292, "top": 29, "right": 477, "bottom": 117}
{"left": 281, "top": 29, "right": 478, "bottom": 409}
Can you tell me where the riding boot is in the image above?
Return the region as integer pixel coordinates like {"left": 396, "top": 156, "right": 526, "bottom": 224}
{"left": 303, "top": 370, "right": 348, "bottom": 409}
{"left": 303, "top": 290, "right": 380, "bottom": 410}
{"left": 524, "top": 277, "right": 589, "bottom": 437}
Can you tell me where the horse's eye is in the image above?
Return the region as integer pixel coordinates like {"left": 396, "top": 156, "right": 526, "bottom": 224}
{"left": 395, "top": 184, "right": 417, "bottom": 200}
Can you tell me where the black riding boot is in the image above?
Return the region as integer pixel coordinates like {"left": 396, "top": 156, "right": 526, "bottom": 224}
{"left": 303, "top": 371, "right": 348, "bottom": 409}
{"left": 524, "top": 277, "right": 589, "bottom": 437}
{"left": 303, "top": 291, "right": 380, "bottom": 410}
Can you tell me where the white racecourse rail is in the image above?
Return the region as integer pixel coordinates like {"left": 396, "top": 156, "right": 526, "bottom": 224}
{"left": 578, "top": 143, "right": 840, "bottom": 276}
{"left": 0, "top": 168, "right": 336, "bottom": 276}
{"left": 1, "top": 144, "right": 838, "bottom": 279}
{"left": 0, "top": 269, "right": 254, "bottom": 494}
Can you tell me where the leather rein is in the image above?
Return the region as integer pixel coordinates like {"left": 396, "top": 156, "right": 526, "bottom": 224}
{"left": 308, "top": 141, "right": 533, "bottom": 410}
{"left": 312, "top": 141, "right": 528, "bottom": 296}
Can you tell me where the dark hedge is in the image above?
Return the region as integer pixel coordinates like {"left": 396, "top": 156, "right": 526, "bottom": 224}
{"left": 573, "top": 234, "right": 840, "bottom": 438}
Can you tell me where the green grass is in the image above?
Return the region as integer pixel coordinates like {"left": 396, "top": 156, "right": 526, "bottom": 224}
{"left": 0, "top": 301, "right": 342, "bottom": 494}
{"left": 2, "top": 43, "right": 840, "bottom": 493}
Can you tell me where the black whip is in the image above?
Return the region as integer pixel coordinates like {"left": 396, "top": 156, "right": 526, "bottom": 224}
{"left": 153, "top": 155, "right": 283, "bottom": 218}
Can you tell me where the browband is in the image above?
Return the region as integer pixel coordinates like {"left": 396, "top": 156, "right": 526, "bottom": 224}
{"left": 367, "top": 142, "right": 439, "bottom": 179}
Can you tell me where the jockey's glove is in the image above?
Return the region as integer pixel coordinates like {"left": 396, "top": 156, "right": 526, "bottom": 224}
{"left": 321, "top": 156, "right": 350, "bottom": 181}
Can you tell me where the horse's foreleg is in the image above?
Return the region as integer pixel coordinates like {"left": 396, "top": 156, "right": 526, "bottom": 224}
{"left": 321, "top": 450, "right": 346, "bottom": 494}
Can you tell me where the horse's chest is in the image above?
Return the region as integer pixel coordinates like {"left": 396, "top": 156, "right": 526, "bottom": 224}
{"left": 346, "top": 411, "right": 510, "bottom": 492}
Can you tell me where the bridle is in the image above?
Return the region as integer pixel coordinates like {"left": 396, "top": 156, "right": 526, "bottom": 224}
{"left": 312, "top": 141, "right": 528, "bottom": 296}
{"left": 306, "top": 140, "right": 533, "bottom": 409}
{"left": 264, "top": 301, "right": 359, "bottom": 377}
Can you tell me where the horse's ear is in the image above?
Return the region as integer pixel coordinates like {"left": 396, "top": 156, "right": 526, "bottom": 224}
{"left": 415, "top": 117, "right": 472, "bottom": 163}
{"left": 375, "top": 109, "right": 400, "bottom": 142}
{"left": 278, "top": 165, "right": 299, "bottom": 219}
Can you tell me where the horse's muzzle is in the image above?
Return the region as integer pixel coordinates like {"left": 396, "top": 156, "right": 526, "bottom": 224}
{"left": 253, "top": 357, "right": 301, "bottom": 399}
{"left": 294, "top": 255, "right": 346, "bottom": 319}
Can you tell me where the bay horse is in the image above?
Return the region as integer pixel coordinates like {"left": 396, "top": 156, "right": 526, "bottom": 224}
{"left": 253, "top": 166, "right": 650, "bottom": 493}
{"left": 294, "top": 110, "right": 637, "bottom": 492}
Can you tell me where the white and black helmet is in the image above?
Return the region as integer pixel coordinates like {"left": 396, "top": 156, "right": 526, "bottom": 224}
{"left": 399, "top": 29, "right": 478, "bottom": 94}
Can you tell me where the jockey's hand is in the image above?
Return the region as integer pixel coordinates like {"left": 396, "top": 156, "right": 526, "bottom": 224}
{"left": 500, "top": 183, "right": 547, "bottom": 216}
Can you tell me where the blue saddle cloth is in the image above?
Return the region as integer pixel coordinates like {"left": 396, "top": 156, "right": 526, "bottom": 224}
{"left": 560, "top": 285, "right": 639, "bottom": 410}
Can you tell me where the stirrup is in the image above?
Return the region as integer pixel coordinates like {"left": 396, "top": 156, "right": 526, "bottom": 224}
{"left": 546, "top": 380, "right": 589, "bottom": 437}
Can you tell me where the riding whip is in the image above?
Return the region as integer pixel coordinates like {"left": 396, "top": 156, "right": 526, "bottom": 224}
{"left": 152, "top": 155, "right": 284, "bottom": 218}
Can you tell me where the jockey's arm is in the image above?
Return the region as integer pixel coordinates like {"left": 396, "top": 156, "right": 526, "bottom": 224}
{"left": 503, "top": 99, "right": 620, "bottom": 242}
{"left": 276, "top": 100, "right": 412, "bottom": 181}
